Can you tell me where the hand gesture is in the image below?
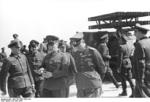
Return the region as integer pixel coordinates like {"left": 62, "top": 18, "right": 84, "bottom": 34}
{"left": 42, "top": 71, "right": 53, "bottom": 79}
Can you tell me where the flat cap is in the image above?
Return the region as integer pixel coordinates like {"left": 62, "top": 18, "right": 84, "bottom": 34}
{"left": 29, "top": 40, "right": 39, "bottom": 47}
{"left": 8, "top": 40, "right": 21, "bottom": 48}
{"left": 46, "top": 35, "right": 59, "bottom": 43}
{"left": 46, "top": 35, "right": 59, "bottom": 41}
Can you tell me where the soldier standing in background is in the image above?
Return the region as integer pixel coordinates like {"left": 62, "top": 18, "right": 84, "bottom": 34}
{"left": 97, "top": 33, "right": 119, "bottom": 88}
{"left": 133, "top": 23, "right": 150, "bottom": 97}
{"left": 58, "top": 40, "right": 77, "bottom": 97}
{"left": 117, "top": 35, "right": 135, "bottom": 97}
{"left": 0, "top": 47, "right": 7, "bottom": 59}
{"left": 70, "top": 32, "right": 106, "bottom": 97}
{"left": 38, "top": 37, "right": 48, "bottom": 56}
{"left": 40, "top": 35, "right": 72, "bottom": 97}
{"left": 0, "top": 40, "right": 35, "bottom": 97}
{"left": 0, "top": 47, "right": 7, "bottom": 71}
{"left": 26, "top": 40, "right": 45, "bottom": 97}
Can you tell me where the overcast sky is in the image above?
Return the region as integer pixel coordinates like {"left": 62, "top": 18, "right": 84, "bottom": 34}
{"left": 0, "top": 0, "right": 150, "bottom": 54}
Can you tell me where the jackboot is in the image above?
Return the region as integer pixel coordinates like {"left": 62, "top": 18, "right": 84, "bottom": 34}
{"left": 119, "top": 91, "right": 127, "bottom": 96}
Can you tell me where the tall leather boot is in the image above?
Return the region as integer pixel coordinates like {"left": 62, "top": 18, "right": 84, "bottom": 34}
{"left": 129, "top": 86, "right": 135, "bottom": 98}
{"left": 119, "top": 90, "right": 127, "bottom": 96}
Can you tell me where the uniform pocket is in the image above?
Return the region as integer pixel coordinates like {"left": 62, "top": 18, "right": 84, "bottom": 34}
{"left": 83, "top": 71, "right": 101, "bottom": 80}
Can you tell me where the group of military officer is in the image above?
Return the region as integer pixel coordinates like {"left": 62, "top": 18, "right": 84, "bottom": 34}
{"left": 0, "top": 23, "right": 150, "bottom": 98}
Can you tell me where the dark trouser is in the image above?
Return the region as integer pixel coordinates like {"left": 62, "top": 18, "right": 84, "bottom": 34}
{"left": 8, "top": 87, "right": 35, "bottom": 98}
{"left": 106, "top": 67, "right": 119, "bottom": 87}
{"left": 77, "top": 88, "right": 102, "bottom": 98}
{"left": 65, "top": 87, "right": 70, "bottom": 97}
{"left": 35, "top": 80, "right": 43, "bottom": 97}
{"left": 65, "top": 76, "right": 75, "bottom": 97}
{"left": 120, "top": 68, "right": 134, "bottom": 94}
{"left": 134, "top": 81, "right": 150, "bottom": 97}
{"left": 42, "top": 88, "right": 67, "bottom": 97}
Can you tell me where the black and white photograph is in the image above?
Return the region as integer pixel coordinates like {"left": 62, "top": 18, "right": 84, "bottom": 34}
{"left": 0, "top": 0, "right": 150, "bottom": 101}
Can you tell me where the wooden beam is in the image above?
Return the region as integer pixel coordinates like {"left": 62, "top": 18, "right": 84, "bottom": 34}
{"left": 89, "top": 21, "right": 150, "bottom": 29}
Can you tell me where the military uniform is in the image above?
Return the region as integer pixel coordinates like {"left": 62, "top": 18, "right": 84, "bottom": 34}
{"left": 26, "top": 40, "right": 45, "bottom": 97}
{"left": 41, "top": 51, "right": 72, "bottom": 97}
{"left": 97, "top": 34, "right": 119, "bottom": 88}
{"left": 0, "top": 53, "right": 35, "bottom": 97}
{"left": 0, "top": 40, "right": 35, "bottom": 97}
{"left": 58, "top": 41, "right": 77, "bottom": 97}
{"left": 134, "top": 37, "right": 150, "bottom": 97}
{"left": 132, "top": 24, "right": 150, "bottom": 97}
{"left": 40, "top": 35, "right": 73, "bottom": 97}
{"left": 62, "top": 52, "right": 77, "bottom": 97}
{"left": 0, "top": 48, "right": 7, "bottom": 62}
{"left": 72, "top": 46, "right": 106, "bottom": 97}
{"left": 70, "top": 32, "right": 106, "bottom": 97}
{"left": 118, "top": 38, "right": 134, "bottom": 96}
{"left": 0, "top": 52, "right": 7, "bottom": 71}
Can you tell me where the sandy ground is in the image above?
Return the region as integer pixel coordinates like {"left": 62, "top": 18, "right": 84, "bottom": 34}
{"left": 69, "top": 82, "right": 132, "bottom": 98}
{"left": 0, "top": 81, "right": 132, "bottom": 98}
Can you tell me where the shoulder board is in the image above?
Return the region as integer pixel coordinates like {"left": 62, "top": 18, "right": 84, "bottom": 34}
{"left": 88, "top": 46, "right": 97, "bottom": 51}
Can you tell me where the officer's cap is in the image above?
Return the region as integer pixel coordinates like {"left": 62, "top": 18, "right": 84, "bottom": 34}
{"left": 46, "top": 35, "right": 59, "bottom": 46}
{"left": 46, "top": 35, "right": 59, "bottom": 42}
{"left": 8, "top": 40, "right": 21, "bottom": 48}
{"left": 70, "top": 32, "right": 84, "bottom": 41}
{"left": 100, "top": 34, "right": 108, "bottom": 40}
{"left": 29, "top": 40, "right": 39, "bottom": 47}
{"left": 134, "top": 23, "right": 149, "bottom": 32}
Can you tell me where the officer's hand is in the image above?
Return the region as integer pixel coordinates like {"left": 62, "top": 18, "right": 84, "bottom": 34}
{"left": 42, "top": 71, "right": 53, "bottom": 78}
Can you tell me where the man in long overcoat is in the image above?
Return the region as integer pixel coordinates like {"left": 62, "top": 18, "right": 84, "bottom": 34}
{"left": 133, "top": 23, "right": 150, "bottom": 97}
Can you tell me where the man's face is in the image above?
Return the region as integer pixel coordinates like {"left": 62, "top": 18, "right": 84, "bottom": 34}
{"left": 72, "top": 39, "right": 85, "bottom": 51}
{"left": 134, "top": 29, "right": 142, "bottom": 40}
{"left": 70, "top": 39, "right": 81, "bottom": 47}
{"left": 30, "top": 46, "right": 38, "bottom": 53}
{"left": 59, "top": 46, "right": 66, "bottom": 53}
{"left": 47, "top": 42, "right": 58, "bottom": 53}
{"left": 11, "top": 46, "right": 20, "bottom": 54}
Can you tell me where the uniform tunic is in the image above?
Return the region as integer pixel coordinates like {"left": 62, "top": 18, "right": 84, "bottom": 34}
{"left": 72, "top": 46, "right": 106, "bottom": 97}
{"left": 98, "top": 42, "right": 119, "bottom": 87}
{"left": 26, "top": 51, "right": 45, "bottom": 97}
{"left": 26, "top": 51, "right": 45, "bottom": 81}
{"left": 0, "top": 53, "right": 34, "bottom": 97}
{"left": 41, "top": 51, "right": 69, "bottom": 90}
{"left": 118, "top": 43, "right": 134, "bottom": 95}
